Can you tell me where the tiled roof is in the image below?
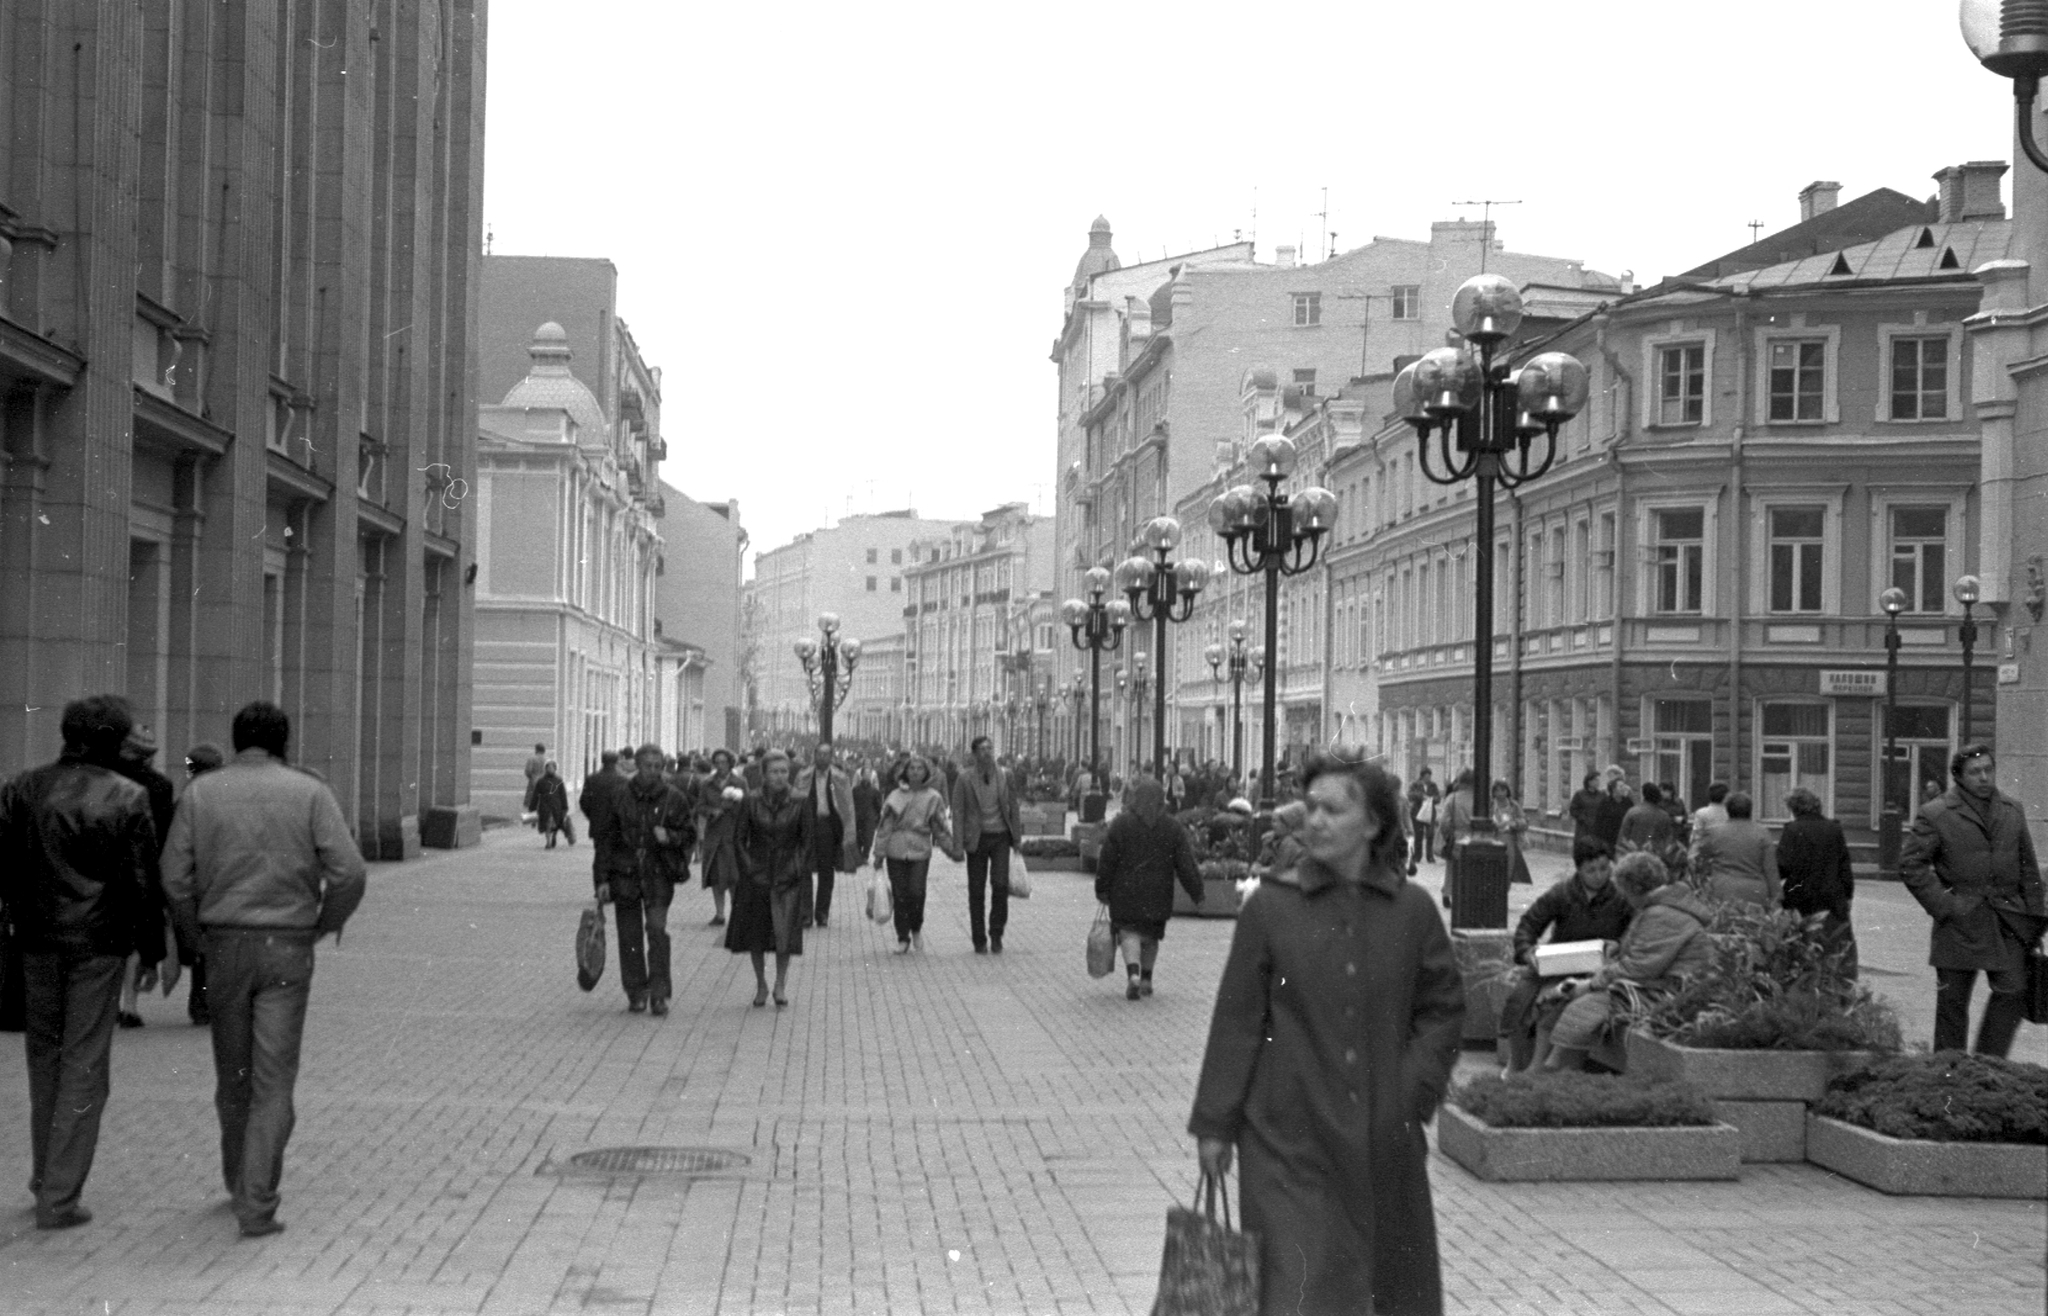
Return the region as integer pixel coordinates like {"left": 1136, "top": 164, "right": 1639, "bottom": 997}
{"left": 1709, "top": 218, "right": 2013, "bottom": 292}
{"left": 1677, "top": 188, "right": 1938, "bottom": 280}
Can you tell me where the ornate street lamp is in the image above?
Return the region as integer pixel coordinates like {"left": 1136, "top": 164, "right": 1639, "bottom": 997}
{"left": 1960, "top": 0, "right": 2048, "bottom": 173}
{"left": 1116, "top": 653, "right": 1153, "bottom": 773}
{"left": 1062, "top": 565, "right": 1130, "bottom": 818}
{"left": 1208, "top": 437, "right": 1337, "bottom": 810}
{"left": 1879, "top": 586, "right": 1909, "bottom": 876}
{"left": 1204, "top": 619, "right": 1261, "bottom": 786}
{"left": 1955, "top": 573, "right": 1982, "bottom": 744}
{"left": 1391, "top": 274, "right": 1589, "bottom": 928}
{"left": 1032, "top": 685, "right": 1051, "bottom": 763}
{"left": 1066, "top": 674, "right": 1086, "bottom": 765}
{"left": 1117, "top": 515, "right": 1209, "bottom": 780}
{"left": 793, "top": 612, "right": 860, "bottom": 741}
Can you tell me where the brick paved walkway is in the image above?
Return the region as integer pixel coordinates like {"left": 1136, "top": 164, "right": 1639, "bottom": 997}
{"left": 2, "top": 829, "right": 2041, "bottom": 1315}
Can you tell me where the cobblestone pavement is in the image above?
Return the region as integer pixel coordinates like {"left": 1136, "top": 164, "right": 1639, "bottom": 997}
{"left": 2, "top": 829, "right": 2041, "bottom": 1315}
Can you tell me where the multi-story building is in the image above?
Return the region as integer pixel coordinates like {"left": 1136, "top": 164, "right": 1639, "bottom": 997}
{"left": 1325, "top": 169, "right": 2010, "bottom": 871}
{"left": 839, "top": 631, "right": 906, "bottom": 745}
{"left": 654, "top": 484, "right": 747, "bottom": 752}
{"left": 0, "top": 2, "right": 485, "bottom": 856}
{"left": 473, "top": 308, "right": 664, "bottom": 817}
{"left": 1053, "top": 216, "right": 1621, "bottom": 766}
{"left": 902, "top": 504, "right": 1057, "bottom": 753}
{"left": 746, "top": 511, "right": 955, "bottom": 738}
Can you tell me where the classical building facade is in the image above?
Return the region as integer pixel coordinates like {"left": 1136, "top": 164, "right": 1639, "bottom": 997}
{"left": 473, "top": 309, "right": 664, "bottom": 819}
{"left": 745, "top": 511, "right": 955, "bottom": 738}
{"left": 0, "top": 1, "right": 485, "bottom": 856}
{"left": 900, "top": 503, "right": 1056, "bottom": 754}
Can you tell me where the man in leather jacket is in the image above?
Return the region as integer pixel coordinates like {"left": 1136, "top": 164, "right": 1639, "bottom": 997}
{"left": 596, "top": 744, "right": 695, "bottom": 1016}
{"left": 0, "top": 694, "right": 166, "bottom": 1230}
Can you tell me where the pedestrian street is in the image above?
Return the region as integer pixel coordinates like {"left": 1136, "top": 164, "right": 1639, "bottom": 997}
{"left": 2, "top": 828, "right": 2042, "bottom": 1316}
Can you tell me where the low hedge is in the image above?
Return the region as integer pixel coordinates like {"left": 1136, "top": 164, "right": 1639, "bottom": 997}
{"left": 1450, "top": 1071, "right": 1717, "bottom": 1129}
{"left": 1016, "top": 836, "right": 1079, "bottom": 859}
{"left": 1813, "top": 1053, "right": 2048, "bottom": 1145}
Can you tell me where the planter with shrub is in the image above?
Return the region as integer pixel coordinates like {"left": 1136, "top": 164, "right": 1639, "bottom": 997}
{"left": 1619, "top": 901, "right": 1899, "bottom": 1163}
{"left": 1804, "top": 1053, "right": 2048, "bottom": 1198}
{"left": 1439, "top": 1071, "right": 1738, "bottom": 1182}
{"left": 1015, "top": 835, "right": 1082, "bottom": 870}
{"left": 1174, "top": 858, "right": 1249, "bottom": 918}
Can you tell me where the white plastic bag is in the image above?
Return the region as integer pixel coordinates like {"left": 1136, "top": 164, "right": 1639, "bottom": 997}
{"left": 866, "top": 869, "right": 894, "bottom": 925}
{"left": 1006, "top": 850, "right": 1032, "bottom": 899}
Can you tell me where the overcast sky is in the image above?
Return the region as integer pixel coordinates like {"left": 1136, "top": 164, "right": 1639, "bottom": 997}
{"left": 482, "top": 0, "right": 2012, "bottom": 569}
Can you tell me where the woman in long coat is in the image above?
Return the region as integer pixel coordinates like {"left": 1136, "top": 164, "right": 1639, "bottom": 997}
{"left": 1191, "top": 754, "right": 1466, "bottom": 1316}
{"left": 530, "top": 762, "right": 573, "bottom": 848}
{"left": 695, "top": 749, "right": 746, "bottom": 925}
{"left": 725, "top": 751, "right": 812, "bottom": 1008}
{"left": 1094, "top": 775, "right": 1203, "bottom": 999}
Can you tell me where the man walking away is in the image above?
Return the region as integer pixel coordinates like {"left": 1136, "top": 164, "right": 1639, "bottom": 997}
{"left": 161, "top": 700, "right": 365, "bottom": 1238}
{"left": 794, "top": 742, "right": 858, "bottom": 928}
{"left": 1, "top": 694, "right": 166, "bottom": 1229}
{"left": 1900, "top": 744, "right": 2046, "bottom": 1057}
{"left": 112, "top": 725, "right": 177, "bottom": 1029}
{"left": 952, "top": 736, "right": 1023, "bottom": 954}
{"left": 581, "top": 750, "right": 625, "bottom": 896}
{"left": 596, "top": 745, "right": 694, "bottom": 1015}
{"left": 524, "top": 743, "right": 548, "bottom": 793}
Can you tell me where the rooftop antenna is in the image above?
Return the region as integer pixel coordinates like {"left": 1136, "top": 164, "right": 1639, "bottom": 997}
{"left": 1451, "top": 198, "right": 1521, "bottom": 272}
{"left": 1249, "top": 186, "right": 1258, "bottom": 253}
{"left": 1747, "top": 219, "right": 1764, "bottom": 243}
{"left": 1317, "top": 187, "right": 1329, "bottom": 261}
{"left": 484, "top": 223, "right": 493, "bottom": 256}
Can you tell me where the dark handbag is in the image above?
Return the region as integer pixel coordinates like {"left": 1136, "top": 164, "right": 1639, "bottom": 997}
{"left": 0, "top": 918, "right": 24, "bottom": 1032}
{"left": 575, "top": 900, "right": 607, "bottom": 992}
{"left": 1149, "top": 1169, "right": 1260, "bottom": 1316}
{"left": 2024, "top": 944, "right": 2048, "bottom": 1026}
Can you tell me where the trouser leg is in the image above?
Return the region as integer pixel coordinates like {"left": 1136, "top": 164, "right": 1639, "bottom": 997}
{"left": 232, "top": 936, "right": 311, "bottom": 1228}
{"left": 966, "top": 848, "right": 990, "bottom": 947}
{"left": 1499, "top": 970, "right": 1545, "bottom": 1072}
{"left": 1933, "top": 968, "right": 1975, "bottom": 1052}
{"left": 643, "top": 877, "right": 674, "bottom": 1002}
{"left": 613, "top": 891, "right": 649, "bottom": 1000}
{"left": 24, "top": 953, "right": 123, "bottom": 1218}
{"left": 813, "top": 857, "right": 836, "bottom": 924}
{"left": 1976, "top": 958, "right": 2030, "bottom": 1058}
{"left": 985, "top": 840, "right": 1010, "bottom": 941}
{"left": 206, "top": 934, "right": 255, "bottom": 1195}
{"left": 188, "top": 953, "right": 209, "bottom": 1023}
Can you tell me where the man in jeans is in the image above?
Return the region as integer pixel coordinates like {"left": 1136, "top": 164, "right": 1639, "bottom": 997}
{"left": 1, "top": 694, "right": 166, "bottom": 1229}
{"left": 161, "top": 701, "right": 365, "bottom": 1237}
{"left": 1901, "top": 744, "right": 2046, "bottom": 1056}
{"left": 951, "top": 736, "right": 1023, "bottom": 954}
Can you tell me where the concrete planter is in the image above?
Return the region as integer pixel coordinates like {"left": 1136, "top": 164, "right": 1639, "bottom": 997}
{"left": 1805, "top": 1114, "right": 2048, "bottom": 1199}
{"left": 1172, "top": 876, "right": 1242, "bottom": 918}
{"left": 1437, "top": 1104, "right": 1740, "bottom": 1182}
{"left": 1625, "top": 1031, "right": 1882, "bottom": 1163}
{"left": 1018, "top": 803, "right": 1068, "bottom": 837}
{"left": 1023, "top": 855, "right": 1084, "bottom": 872}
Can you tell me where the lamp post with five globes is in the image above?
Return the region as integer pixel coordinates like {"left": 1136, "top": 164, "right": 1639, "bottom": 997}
{"left": 1061, "top": 567, "right": 1130, "bottom": 814}
{"left": 793, "top": 613, "right": 861, "bottom": 743}
{"left": 1117, "top": 516, "right": 1209, "bottom": 780}
{"left": 1204, "top": 619, "right": 1261, "bottom": 787}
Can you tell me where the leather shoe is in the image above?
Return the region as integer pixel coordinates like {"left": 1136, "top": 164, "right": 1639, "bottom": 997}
{"left": 627, "top": 996, "right": 648, "bottom": 1013}
{"left": 649, "top": 997, "right": 668, "bottom": 1017}
{"left": 239, "top": 1218, "right": 286, "bottom": 1239}
{"left": 973, "top": 943, "right": 988, "bottom": 955}
{"left": 990, "top": 938, "right": 1003, "bottom": 954}
{"left": 36, "top": 1208, "right": 91, "bottom": 1230}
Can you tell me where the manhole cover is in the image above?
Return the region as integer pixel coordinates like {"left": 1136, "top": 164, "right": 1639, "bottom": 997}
{"left": 566, "top": 1147, "right": 751, "bottom": 1176}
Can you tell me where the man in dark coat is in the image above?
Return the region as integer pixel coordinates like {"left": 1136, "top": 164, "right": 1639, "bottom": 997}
{"left": 111, "top": 725, "right": 177, "bottom": 1030}
{"left": 0, "top": 694, "right": 167, "bottom": 1229}
{"left": 596, "top": 745, "right": 695, "bottom": 1016}
{"left": 580, "top": 751, "right": 626, "bottom": 899}
{"left": 1776, "top": 785, "right": 1858, "bottom": 974}
{"left": 1567, "top": 771, "right": 1604, "bottom": 850}
{"left": 1500, "top": 838, "right": 1633, "bottom": 1071}
{"left": 1191, "top": 759, "right": 1464, "bottom": 1315}
{"left": 1900, "top": 744, "right": 2046, "bottom": 1056}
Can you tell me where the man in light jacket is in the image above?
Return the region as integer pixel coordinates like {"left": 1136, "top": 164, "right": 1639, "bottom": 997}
{"left": 793, "top": 742, "right": 859, "bottom": 928}
{"left": 161, "top": 701, "right": 365, "bottom": 1238}
{"left": 1901, "top": 744, "right": 2046, "bottom": 1057}
{"left": 951, "top": 735, "right": 1025, "bottom": 953}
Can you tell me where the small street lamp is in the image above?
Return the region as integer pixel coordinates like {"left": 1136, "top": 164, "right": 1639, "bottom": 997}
{"left": 1955, "top": 574, "right": 1982, "bottom": 744}
{"left": 1879, "top": 586, "right": 1908, "bottom": 876}
{"left": 1204, "top": 618, "right": 1261, "bottom": 786}
{"left": 1116, "top": 653, "right": 1153, "bottom": 773}
{"left": 1390, "top": 274, "right": 1589, "bottom": 929}
{"left": 1117, "top": 515, "right": 1209, "bottom": 780}
{"left": 1032, "top": 685, "right": 1051, "bottom": 763}
{"left": 1062, "top": 566, "right": 1131, "bottom": 818}
{"left": 1208, "top": 437, "right": 1336, "bottom": 810}
{"left": 1960, "top": 0, "right": 2048, "bottom": 173}
{"left": 793, "top": 612, "right": 860, "bottom": 742}
{"left": 1065, "top": 674, "right": 1086, "bottom": 765}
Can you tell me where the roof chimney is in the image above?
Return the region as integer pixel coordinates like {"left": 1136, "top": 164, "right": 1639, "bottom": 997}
{"left": 1797, "top": 180, "right": 1841, "bottom": 222}
{"left": 1933, "top": 161, "right": 2008, "bottom": 222}
{"left": 1275, "top": 244, "right": 1297, "bottom": 269}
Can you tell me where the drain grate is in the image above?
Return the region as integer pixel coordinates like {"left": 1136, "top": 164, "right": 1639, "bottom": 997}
{"left": 566, "top": 1147, "right": 751, "bottom": 1176}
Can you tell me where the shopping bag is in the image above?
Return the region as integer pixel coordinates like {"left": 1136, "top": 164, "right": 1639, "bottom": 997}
{"left": 1149, "top": 1170, "right": 1260, "bottom": 1316}
{"left": 2024, "top": 945, "right": 2048, "bottom": 1026}
{"left": 867, "top": 869, "right": 894, "bottom": 925}
{"left": 575, "top": 900, "right": 606, "bottom": 991}
{"left": 1007, "top": 851, "right": 1033, "bottom": 899}
{"left": 1087, "top": 904, "right": 1116, "bottom": 979}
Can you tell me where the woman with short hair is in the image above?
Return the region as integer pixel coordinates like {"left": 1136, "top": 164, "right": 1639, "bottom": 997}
{"left": 695, "top": 749, "right": 746, "bottom": 926}
{"left": 726, "top": 750, "right": 811, "bottom": 1008}
{"left": 1190, "top": 751, "right": 1465, "bottom": 1315}
{"left": 869, "top": 755, "right": 958, "bottom": 953}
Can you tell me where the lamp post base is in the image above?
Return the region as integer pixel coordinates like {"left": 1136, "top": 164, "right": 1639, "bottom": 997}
{"left": 1450, "top": 834, "right": 1510, "bottom": 930}
{"left": 1877, "top": 805, "right": 1904, "bottom": 878}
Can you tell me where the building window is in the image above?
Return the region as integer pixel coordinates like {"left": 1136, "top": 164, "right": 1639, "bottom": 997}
{"left": 1758, "top": 702, "right": 1831, "bottom": 819}
{"left": 1293, "top": 368, "right": 1317, "bottom": 396}
{"left": 890, "top": 576, "right": 902, "bottom": 592}
{"left": 1293, "top": 292, "right": 1321, "bottom": 327}
{"left": 1649, "top": 698, "right": 1713, "bottom": 811}
{"left": 1652, "top": 507, "right": 1704, "bottom": 614}
{"left": 1657, "top": 343, "right": 1705, "bottom": 425}
{"left": 1766, "top": 339, "right": 1826, "bottom": 421}
{"left": 1767, "top": 506, "right": 1825, "bottom": 613}
{"left": 1889, "top": 337, "right": 1949, "bottom": 421}
{"left": 1888, "top": 507, "right": 1947, "bottom": 613}
{"left": 891, "top": 548, "right": 902, "bottom": 565}
{"left": 1391, "top": 285, "right": 1420, "bottom": 320}
{"left": 866, "top": 547, "right": 878, "bottom": 564}
{"left": 865, "top": 576, "right": 877, "bottom": 592}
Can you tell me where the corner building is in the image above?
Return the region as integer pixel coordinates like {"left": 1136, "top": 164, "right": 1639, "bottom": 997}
{"left": 0, "top": 1, "right": 487, "bottom": 856}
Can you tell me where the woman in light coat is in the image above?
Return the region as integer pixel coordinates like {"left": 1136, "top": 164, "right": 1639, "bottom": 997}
{"left": 694, "top": 749, "right": 746, "bottom": 926}
{"left": 1693, "top": 790, "right": 1780, "bottom": 907}
{"left": 869, "top": 756, "right": 959, "bottom": 953}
